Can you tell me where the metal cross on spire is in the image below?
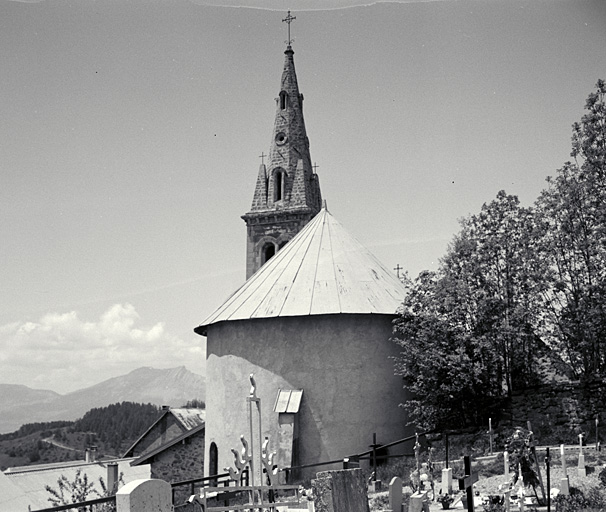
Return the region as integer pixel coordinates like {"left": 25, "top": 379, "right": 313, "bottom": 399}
{"left": 282, "top": 10, "right": 296, "bottom": 46}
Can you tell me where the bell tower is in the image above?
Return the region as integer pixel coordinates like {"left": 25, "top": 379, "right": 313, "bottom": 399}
{"left": 242, "top": 14, "right": 322, "bottom": 279}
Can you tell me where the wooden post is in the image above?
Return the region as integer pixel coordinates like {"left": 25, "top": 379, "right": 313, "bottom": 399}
{"left": 526, "top": 421, "right": 546, "bottom": 504}
{"left": 545, "top": 448, "right": 551, "bottom": 512}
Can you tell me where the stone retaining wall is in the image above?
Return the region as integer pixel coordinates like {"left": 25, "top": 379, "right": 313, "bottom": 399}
{"left": 505, "top": 380, "right": 606, "bottom": 437}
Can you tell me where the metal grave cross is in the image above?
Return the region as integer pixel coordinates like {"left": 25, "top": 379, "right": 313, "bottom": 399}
{"left": 458, "top": 456, "right": 479, "bottom": 512}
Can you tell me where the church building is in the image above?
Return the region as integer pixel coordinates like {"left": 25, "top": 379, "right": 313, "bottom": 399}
{"left": 195, "top": 30, "right": 410, "bottom": 480}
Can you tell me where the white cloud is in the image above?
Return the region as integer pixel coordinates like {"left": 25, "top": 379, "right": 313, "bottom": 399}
{"left": 0, "top": 304, "right": 204, "bottom": 394}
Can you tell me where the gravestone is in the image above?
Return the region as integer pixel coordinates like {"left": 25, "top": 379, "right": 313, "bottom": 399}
{"left": 312, "top": 468, "right": 370, "bottom": 512}
{"left": 389, "top": 476, "right": 403, "bottom": 512}
{"left": 116, "top": 479, "right": 172, "bottom": 512}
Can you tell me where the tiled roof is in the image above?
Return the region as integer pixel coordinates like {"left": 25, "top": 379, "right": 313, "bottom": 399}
{"left": 196, "top": 207, "right": 407, "bottom": 335}
{"left": 130, "top": 423, "right": 205, "bottom": 467}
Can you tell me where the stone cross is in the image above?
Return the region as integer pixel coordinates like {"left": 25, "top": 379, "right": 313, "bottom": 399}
{"left": 458, "top": 456, "right": 478, "bottom": 512}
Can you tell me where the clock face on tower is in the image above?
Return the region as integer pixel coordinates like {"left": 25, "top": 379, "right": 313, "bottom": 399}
{"left": 275, "top": 132, "right": 287, "bottom": 145}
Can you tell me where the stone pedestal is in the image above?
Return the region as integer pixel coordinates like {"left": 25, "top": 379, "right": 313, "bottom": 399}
{"left": 441, "top": 468, "right": 453, "bottom": 494}
{"left": 560, "top": 476, "right": 570, "bottom": 495}
{"left": 577, "top": 453, "right": 586, "bottom": 477}
{"left": 312, "top": 469, "right": 370, "bottom": 512}
{"left": 409, "top": 491, "right": 428, "bottom": 512}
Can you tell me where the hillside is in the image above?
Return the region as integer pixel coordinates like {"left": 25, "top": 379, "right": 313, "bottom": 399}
{"left": 0, "top": 366, "right": 205, "bottom": 434}
{"left": 0, "top": 402, "right": 166, "bottom": 470}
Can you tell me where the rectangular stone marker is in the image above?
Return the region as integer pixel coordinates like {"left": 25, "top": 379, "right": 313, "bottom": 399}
{"left": 312, "top": 468, "right": 370, "bottom": 512}
{"left": 504, "top": 451, "right": 510, "bottom": 482}
{"left": 389, "top": 476, "right": 403, "bottom": 512}
{"left": 442, "top": 467, "right": 453, "bottom": 494}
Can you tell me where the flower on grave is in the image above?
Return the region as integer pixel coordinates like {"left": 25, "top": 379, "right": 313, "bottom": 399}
{"left": 410, "top": 469, "right": 421, "bottom": 491}
{"left": 438, "top": 493, "right": 454, "bottom": 506}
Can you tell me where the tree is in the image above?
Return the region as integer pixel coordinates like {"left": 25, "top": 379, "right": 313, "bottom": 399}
{"left": 45, "top": 469, "right": 123, "bottom": 511}
{"left": 45, "top": 470, "right": 97, "bottom": 508}
{"left": 392, "top": 192, "right": 549, "bottom": 430}
{"left": 392, "top": 271, "right": 504, "bottom": 431}
{"left": 535, "top": 80, "right": 606, "bottom": 379}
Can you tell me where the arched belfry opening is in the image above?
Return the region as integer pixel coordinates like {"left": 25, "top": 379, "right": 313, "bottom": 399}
{"left": 262, "top": 242, "right": 276, "bottom": 264}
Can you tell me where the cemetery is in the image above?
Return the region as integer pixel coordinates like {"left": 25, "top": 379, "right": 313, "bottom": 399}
{"left": 33, "top": 375, "right": 604, "bottom": 512}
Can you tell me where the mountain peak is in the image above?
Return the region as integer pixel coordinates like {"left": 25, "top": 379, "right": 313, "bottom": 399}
{"left": 0, "top": 367, "right": 205, "bottom": 434}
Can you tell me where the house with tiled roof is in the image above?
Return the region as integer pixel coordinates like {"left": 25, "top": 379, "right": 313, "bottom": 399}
{"left": 122, "top": 407, "right": 205, "bottom": 459}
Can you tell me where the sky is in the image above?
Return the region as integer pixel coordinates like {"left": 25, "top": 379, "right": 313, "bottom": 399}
{"left": 1, "top": 0, "right": 604, "bottom": 394}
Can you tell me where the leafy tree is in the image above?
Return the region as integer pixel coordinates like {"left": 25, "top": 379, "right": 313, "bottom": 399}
{"left": 45, "top": 469, "right": 123, "bottom": 511}
{"left": 535, "top": 79, "right": 606, "bottom": 379}
{"left": 393, "top": 192, "right": 549, "bottom": 430}
{"left": 392, "top": 270, "right": 504, "bottom": 430}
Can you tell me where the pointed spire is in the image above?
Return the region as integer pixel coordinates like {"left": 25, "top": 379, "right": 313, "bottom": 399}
{"left": 242, "top": 14, "right": 323, "bottom": 279}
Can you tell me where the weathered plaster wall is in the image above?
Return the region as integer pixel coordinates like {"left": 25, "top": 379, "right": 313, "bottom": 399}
{"left": 204, "top": 314, "right": 411, "bottom": 481}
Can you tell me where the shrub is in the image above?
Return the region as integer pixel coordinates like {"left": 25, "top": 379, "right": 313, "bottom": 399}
{"left": 554, "top": 487, "right": 588, "bottom": 512}
{"left": 599, "top": 467, "right": 606, "bottom": 488}
{"left": 584, "top": 484, "right": 606, "bottom": 509}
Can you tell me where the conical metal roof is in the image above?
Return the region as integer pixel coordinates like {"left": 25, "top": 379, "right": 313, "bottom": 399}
{"left": 195, "top": 207, "right": 407, "bottom": 336}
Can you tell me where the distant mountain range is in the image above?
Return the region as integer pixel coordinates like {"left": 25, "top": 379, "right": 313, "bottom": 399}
{"left": 0, "top": 366, "right": 205, "bottom": 434}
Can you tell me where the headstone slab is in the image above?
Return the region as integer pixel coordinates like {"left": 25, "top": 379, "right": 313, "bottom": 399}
{"left": 389, "top": 476, "right": 403, "bottom": 512}
{"left": 312, "top": 468, "right": 370, "bottom": 512}
{"left": 116, "top": 478, "right": 172, "bottom": 512}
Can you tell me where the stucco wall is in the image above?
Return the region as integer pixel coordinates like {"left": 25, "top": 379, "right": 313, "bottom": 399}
{"left": 204, "top": 313, "right": 411, "bottom": 481}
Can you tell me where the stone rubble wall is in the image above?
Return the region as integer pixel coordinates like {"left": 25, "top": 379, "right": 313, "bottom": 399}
{"left": 504, "top": 380, "right": 606, "bottom": 436}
